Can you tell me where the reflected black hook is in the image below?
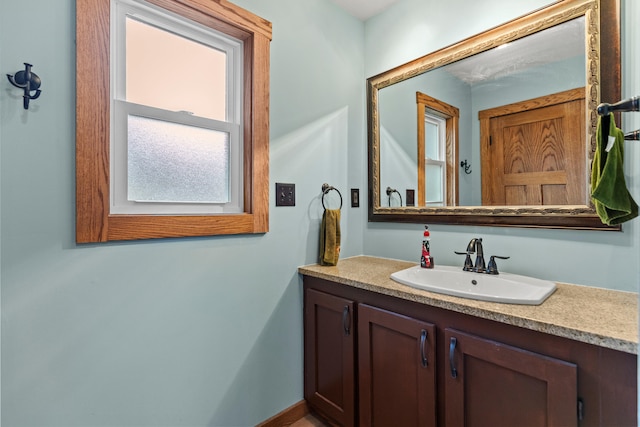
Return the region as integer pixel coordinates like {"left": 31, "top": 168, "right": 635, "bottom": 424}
{"left": 460, "top": 160, "right": 472, "bottom": 174}
{"left": 7, "top": 63, "right": 42, "bottom": 110}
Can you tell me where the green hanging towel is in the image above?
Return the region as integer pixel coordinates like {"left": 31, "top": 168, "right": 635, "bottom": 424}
{"left": 591, "top": 113, "right": 638, "bottom": 225}
{"left": 320, "top": 209, "right": 341, "bottom": 266}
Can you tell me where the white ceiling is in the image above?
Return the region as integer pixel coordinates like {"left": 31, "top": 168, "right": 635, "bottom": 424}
{"left": 329, "top": 0, "right": 402, "bottom": 21}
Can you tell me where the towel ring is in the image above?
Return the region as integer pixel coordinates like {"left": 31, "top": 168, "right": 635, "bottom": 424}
{"left": 321, "top": 183, "right": 343, "bottom": 210}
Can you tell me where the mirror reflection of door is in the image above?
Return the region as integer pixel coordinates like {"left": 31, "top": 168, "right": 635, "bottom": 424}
{"left": 417, "top": 92, "right": 459, "bottom": 207}
{"left": 479, "top": 87, "right": 585, "bottom": 206}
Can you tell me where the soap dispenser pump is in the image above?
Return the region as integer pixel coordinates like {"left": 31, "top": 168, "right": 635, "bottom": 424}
{"left": 421, "top": 225, "right": 434, "bottom": 269}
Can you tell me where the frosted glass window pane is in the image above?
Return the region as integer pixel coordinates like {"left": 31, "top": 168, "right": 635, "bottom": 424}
{"left": 426, "top": 164, "right": 443, "bottom": 203}
{"left": 128, "top": 115, "right": 229, "bottom": 203}
{"left": 126, "top": 17, "right": 227, "bottom": 121}
{"left": 426, "top": 122, "right": 439, "bottom": 160}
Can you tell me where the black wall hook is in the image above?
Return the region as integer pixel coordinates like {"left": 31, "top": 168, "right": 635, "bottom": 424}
{"left": 7, "top": 63, "right": 42, "bottom": 110}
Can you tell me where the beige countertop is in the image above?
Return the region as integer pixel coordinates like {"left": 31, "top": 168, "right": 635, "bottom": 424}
{"left": 299, "top": 256, "right": 638, "bottom": 355}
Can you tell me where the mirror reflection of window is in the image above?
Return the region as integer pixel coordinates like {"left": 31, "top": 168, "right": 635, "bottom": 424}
{"left": 425, "top": 115, "right": 445, "bottom": 206}
{"left": 416, "top": 92, "right": 458, "bottom": 208}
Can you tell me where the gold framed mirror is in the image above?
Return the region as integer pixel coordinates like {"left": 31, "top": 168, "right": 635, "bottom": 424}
{"left": 367, "top": 0, "right": 621, "bottom": 230}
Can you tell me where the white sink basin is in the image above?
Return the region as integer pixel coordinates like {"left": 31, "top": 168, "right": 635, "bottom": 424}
{"left": 390, "top": 265, "right": 556, "bottom": 305}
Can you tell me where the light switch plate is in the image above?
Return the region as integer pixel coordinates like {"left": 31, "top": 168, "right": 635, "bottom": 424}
{"left": 351, "top": 189, "right": 360, "bottom": 208}
{"left": 406, "top": 189, "right": 415, "bottom": 206}
{"left": 276, "top": 183, "right": 295, "bottom": 206}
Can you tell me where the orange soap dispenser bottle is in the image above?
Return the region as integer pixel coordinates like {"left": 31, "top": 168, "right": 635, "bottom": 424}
{"left": 421, "top": 225, "right": 434, "bottom": 269}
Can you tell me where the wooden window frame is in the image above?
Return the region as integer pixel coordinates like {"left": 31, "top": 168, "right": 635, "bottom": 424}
{"left": 416, "top": 92, "right": 459, "bottom": 207}
{"left": 76, "top": 0, "right": 271, "bottom": 242}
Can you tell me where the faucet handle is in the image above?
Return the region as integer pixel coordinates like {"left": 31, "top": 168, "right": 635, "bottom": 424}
{"left": 487, "top": 255, "right": 510, "bottom": 275}
{"left": 454, "top": 251, "right": 474, "bottom": 271}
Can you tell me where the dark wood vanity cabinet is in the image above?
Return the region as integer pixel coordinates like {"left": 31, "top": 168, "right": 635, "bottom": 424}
{"left": 303, "top": 276, "right": 637, "bottom": 427}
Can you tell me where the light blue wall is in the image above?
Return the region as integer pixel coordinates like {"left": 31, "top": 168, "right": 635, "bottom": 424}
{"left": 365, "top": 0, "right": 640, "bottom": 292}
{"left": 1, "top": 0, "right": 364, "bottom": 425}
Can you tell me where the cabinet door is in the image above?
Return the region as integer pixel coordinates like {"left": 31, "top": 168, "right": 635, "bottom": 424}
{"left": 304, "top": 289, "right": 355, "bottom": 427}
{"left": 358, "top": 304, "right": 437, "bottom": 427}
{"left": 445, "top": 328, "right": 578, "bottom": 427}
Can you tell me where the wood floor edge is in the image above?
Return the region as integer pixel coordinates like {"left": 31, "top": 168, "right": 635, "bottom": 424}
{"left": 256, "top": 400, "right": 310, "bottom": 427}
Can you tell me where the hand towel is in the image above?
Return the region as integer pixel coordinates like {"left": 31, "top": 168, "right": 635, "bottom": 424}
{"left": 591, "top": 113, "right": 638, "bottom": 225}
{"left": 320, "top": 209, "right": 341, "bottom": 266}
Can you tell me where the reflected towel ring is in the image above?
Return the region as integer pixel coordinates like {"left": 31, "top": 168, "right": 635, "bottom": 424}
{"left": 386, "top": 186, "right": 403, "bottom": 207}
{"left": 321, "top": 183, "right": 343, "bottom": 210}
